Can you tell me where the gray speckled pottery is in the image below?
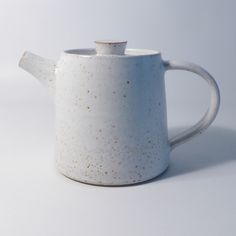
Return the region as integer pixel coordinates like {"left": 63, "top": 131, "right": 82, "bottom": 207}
{"left": 19, "top": 40, "right": 220, "bottom": 186}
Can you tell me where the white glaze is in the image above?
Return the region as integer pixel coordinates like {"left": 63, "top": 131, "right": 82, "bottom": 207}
{"left": 19, "top": 40, "right": 220, "bottom": 186}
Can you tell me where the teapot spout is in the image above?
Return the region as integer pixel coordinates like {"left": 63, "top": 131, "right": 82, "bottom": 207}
{"left": 19, "top": 51, "right": 56, "bottom": 95}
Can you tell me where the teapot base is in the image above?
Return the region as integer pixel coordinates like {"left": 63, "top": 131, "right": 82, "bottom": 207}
{"left": 56, "top": 164, "right": 169, "bottom": 186}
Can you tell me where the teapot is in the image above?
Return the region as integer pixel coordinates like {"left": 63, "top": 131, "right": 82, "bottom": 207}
{"left": 19, "top": 40, "right": 220, "bottom": 186}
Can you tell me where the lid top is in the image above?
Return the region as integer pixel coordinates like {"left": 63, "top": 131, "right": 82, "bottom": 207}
{"left": 95, "top": 40, "right": 127, "bottom": 55}
{"left": 95, "top": 40, "right": 127, "bottom": 44}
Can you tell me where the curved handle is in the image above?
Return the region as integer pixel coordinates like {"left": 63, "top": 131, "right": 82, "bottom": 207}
{"left": 164, "top": 60, "right": 220, "bottom": 150}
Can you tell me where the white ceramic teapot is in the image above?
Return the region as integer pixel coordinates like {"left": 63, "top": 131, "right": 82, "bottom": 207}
{"left": 19, "top": 40, "right": 220, "bottom": 186}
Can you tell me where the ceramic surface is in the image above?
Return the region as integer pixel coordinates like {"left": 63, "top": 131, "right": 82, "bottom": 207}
{"left": 19, "top": 40, "right": 220, "bottom": 186}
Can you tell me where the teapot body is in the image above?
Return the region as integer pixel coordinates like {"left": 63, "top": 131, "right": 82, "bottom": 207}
{"left": 55, "top": 49, "right": 170, "bottom": 185}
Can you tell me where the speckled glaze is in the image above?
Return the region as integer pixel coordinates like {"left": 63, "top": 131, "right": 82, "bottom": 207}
{"left": 19, "top": 40, "right": 220, "bottom": 186}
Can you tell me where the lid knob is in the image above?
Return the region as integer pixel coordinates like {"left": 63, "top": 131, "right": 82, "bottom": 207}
{"left": 95, "top": 40, "right": 127, "bottom": 55}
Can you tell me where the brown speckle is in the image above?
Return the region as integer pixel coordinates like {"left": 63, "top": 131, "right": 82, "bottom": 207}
{"left": 105, "top": 171, "right": 108, "bottom": 175}
{"left": 87, "top": 106, "right": 90, "bottom": 109}
{"left": 123, "top": 94, "right": 127, "bottom": 98}
{"left": 127, "top": 80, "right": 130, "bottom": 84}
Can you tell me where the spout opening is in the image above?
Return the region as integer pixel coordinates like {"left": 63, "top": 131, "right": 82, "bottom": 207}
{"left": 18, "top": 51, "right": 29, "bottom": 68}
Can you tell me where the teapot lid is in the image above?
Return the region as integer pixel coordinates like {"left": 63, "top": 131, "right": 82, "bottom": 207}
{"left": 64, "top": 40, "right": 160, "bottom": 57}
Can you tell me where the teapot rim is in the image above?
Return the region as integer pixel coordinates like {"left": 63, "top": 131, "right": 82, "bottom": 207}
{"left": 63, "top": 48, "right": 161, "bottom": 58}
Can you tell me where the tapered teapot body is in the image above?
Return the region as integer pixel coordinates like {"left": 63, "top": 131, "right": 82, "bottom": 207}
{"left": 54, "top": 46, "right": 169, "bottom": 185}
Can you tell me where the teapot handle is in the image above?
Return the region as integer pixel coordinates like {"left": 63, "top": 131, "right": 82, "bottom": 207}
{"left": 163, "top": 60, "right": 220, "bottom": 150}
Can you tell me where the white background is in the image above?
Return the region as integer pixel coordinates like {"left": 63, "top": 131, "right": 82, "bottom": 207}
{"left": 0, "top": 0, "right": 236, "bottom": 235}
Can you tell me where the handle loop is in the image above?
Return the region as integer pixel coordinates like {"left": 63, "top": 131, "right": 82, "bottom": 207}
{"left": 164, "top": 60, "right": 220, "bottom": 150}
